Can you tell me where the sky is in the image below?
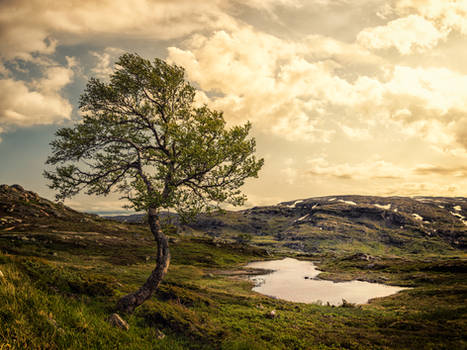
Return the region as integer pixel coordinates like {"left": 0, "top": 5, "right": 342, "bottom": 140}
{"left": 1, "top": 0, "right": 467, "bottom": 214}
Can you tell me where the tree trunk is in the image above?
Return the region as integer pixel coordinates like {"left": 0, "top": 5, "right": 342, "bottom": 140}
{"left": 116, "top": 207, "right": 170, "bottom": 314}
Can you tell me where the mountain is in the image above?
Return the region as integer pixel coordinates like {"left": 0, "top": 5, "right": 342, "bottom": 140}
{"left": 109, "top": 195, "right": 467, "bottom": 255}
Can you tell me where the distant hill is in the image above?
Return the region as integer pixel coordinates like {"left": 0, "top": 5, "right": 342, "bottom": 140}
{"left": 108, "top": 195, "right": 467, "bottom": 255}
{"left": 3, "top": 184, "right": 466, "bottom": 256}
{"left": 0, "top": 184, "right": 100, "bottom": 230}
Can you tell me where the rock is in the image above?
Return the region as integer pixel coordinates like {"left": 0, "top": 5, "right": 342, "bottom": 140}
{"left": 341, "top": 299, "right": 356, "bottom": 308}
{"left": 155, "top": 329, "right": 165, "bottom": 339}
{"left": 48, "top": 317, "right": 58, "bottom": 327}
{"left": 11, "top": 184, "right": 24, "bottom": 191}
{"left": 108, "top": 313, "right": 129, "bottom": 331}
{"left": 256, "top": 303, "right": 264, "bottom": 309}
{"left": 266, "top": 310, "right": 277, "bottom": 319}
{"left": 343, "top": 253, "right": 375, "bottom": 262}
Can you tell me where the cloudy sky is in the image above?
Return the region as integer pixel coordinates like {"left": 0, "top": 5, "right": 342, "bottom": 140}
{"left": 1, "top": 0, "right": 467, "bottom": 213}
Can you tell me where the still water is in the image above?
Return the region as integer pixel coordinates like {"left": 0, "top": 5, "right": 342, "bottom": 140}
{"left": 247, "top": 258, "right": 407, "bottom": 305}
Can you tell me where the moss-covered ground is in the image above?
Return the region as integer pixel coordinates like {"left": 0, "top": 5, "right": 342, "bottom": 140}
{"left": 0, "top": 219, "right": 466, "bottom": 349}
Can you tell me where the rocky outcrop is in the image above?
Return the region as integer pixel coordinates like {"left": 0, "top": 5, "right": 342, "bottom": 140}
{"left": 190, "top": 195, "right": 467, "bottom": 251}
{"left": 108, "top": 313, "right": 129, "bottom": 331}
{"left": 0, "top": 184, "right": 100, "bottom": 230}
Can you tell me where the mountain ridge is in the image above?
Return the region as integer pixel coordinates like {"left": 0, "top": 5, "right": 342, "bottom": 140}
{"left": 108, "top": 194, "right": 467, "bottom": 255}
{"left": 2, "top": 184, "right": 465, "bottom": 255}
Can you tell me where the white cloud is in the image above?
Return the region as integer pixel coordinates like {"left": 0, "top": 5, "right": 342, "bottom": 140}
{"left": 90, "top": 48, "right": 124, "bottom": 79}
{"left": 357, "top": 15, "right": 448, "bottom": 54}
{"left": 233, "top": 0, "right": 301, "bottom": 11}
{"left": 306, "top": 156, "right": 409, "bottom": 180}
{"left": 304, "top": 34, "right": 382, "bottom": 66}
{"left": 0, "top": 0, "right": 237, "bottom": 61}
{"left": 168, "top": 27, "right": 380, "bottom": 142}
{"left": 168, "top": 21, "right": 467, "bottom": 151}
{"left": 0, "top": 64, "right": 74, "bottom": 129}
{"left": 340, "top": 125, "right": 371, "bottom": 140}
{"left": 2, "top": 0, "right": 467, "bottom": 206}
{"left": 396, "top": 0, "right": 467, "bottom": 35}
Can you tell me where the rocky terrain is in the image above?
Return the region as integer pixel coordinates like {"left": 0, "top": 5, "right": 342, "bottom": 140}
{"left": 109, "top": 195, "right": 467, "bottom": 255}
{"left": 0, "top": 184, "right": 99, "bottom": 229}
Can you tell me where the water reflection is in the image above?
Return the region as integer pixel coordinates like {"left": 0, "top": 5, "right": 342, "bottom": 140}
{"left": 247, "top": 258, "right": 407, "bottom": 305}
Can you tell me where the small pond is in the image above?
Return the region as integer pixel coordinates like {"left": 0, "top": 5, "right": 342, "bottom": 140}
{"left": 247, "top": 258, "right": 407, "bottom": 305}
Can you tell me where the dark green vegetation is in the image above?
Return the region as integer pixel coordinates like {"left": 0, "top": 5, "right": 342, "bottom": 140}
{"left": 1, "top": 185, "right": 466, "bottom": 349}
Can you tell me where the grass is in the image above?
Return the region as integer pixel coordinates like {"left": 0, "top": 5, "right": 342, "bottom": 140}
{"left": 0, "top": 218, "right": 466, "bottom": 349}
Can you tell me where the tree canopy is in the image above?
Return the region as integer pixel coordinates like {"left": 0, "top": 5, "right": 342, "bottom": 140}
{"left": 45, "top": 53, "right": 264, "bottom": 220}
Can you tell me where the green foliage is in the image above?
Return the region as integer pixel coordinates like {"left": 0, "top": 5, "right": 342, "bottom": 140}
{"left": 44, "top": 53, "right": 263, "bottom": 220}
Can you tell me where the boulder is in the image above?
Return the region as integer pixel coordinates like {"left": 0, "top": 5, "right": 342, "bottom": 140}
{"left": 155, "top": 329, "right": 165, "bottom": 339}
{"left": 343, "top": 253, "right": 376, "bottom": 262}
{"left": 11, "top": 184, "right": 24, "bottom": 191}
{"left": 266, "top": 310, "right": 277, "bottom": 319}
{"left": 108, "top": 313, "right": 129, "bottom": 331}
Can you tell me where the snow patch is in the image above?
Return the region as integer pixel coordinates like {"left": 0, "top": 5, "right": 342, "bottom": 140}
{"left": 415, "top": 198, "right": 430, "bottom": 202}
{"left": 338, "top": 199, "right": 356, "bottom": 206}
{"left": 450, "top": 211, "right": 467, "bottom": 226}
{"left": 312, "top": 204, "right": 319, "bottom": 209}
{"left": 393, "top": 208, "right": 398, "bottom": 212}
{"left": 412, "top": 213, "right": 423, "bottom": 221}
{"left": 438, "top": 205, "right": 444, "bottom": 209}
{"left": 453, "top": 205, "right": 462, "bottom": 211}
{"left": 297, "top": 214, "right": 309, "bottom": 222}
{"left": 374, "top": 203, "right": 391, "bottom": 210}
{"left": 287, "top": 200, "right": 303, "bottom": 208}
{"left": 328, "top": 198, "right": 336, "bottom": 202}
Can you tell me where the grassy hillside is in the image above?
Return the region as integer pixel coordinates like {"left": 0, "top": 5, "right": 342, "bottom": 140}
{"left": 1, "top": 185, "right": 466, "bottom": 349}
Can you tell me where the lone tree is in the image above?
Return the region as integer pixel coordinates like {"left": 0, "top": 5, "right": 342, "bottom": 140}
{"left": 44, "top": 53, "right": 264, "bottom": 313}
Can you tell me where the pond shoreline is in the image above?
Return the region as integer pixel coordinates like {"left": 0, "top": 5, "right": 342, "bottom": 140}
{"left": 241, "top": 257, "right": 409, "bottom": 305}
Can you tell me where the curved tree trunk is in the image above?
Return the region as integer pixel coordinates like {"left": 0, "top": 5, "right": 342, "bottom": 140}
{"left": 116, "top": 207, "right": 170, "bottom": 314}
